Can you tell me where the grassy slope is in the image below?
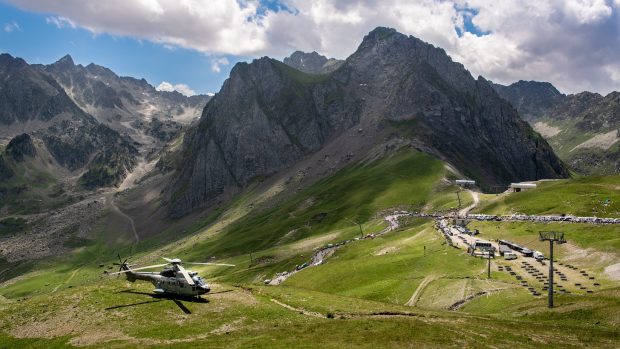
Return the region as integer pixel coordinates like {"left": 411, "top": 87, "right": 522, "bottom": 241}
{"left": 474, "top": 175, "right": 620, "bottom": 217}
{"left": 535, "top": 117, "right": 620, "bottom": 175}
{"left": 284, "top": 219, "right": 487, "bottom": 305}
{"left": 3, "top": 281, "right": 618, "bottom": 348}
{"left": 1, "top": 150, "right": 619, "bottom": 347}
{"left": 0, "top": 158, "right": 71, "bottom": 215}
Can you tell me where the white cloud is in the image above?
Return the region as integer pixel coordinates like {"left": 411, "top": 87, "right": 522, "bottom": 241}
{"left": 17, "top": 0, "right": 268, "bottom": 55}
{"left": 3, "top": 21, "right": 21, "bottom": 32}
{"left": 210, "top": 57, "right": 230, "bottom": 73}
{"left": 156, "top": 81, "right": 196, "bottom": 96}
{"left": 45, "top": 16, "right": 76, "bottom": 29}
{"left": 9, "top": 0, "right": 620, "bottom": 94}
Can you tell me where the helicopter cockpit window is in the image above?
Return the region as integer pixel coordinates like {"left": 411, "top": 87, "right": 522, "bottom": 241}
{"left": 160, "top": 269, "right": 175, "bottom": 277}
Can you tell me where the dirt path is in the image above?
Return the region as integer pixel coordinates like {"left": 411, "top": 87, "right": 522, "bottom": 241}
{"left": 270, "top": 299, "right": 325, "bottom": 318}
{"left": 458, "top": 190, "right": 479, "bottom": 216}
{"left": 52, "top": 267, "right": 81, "bottom": 293}
{"left": 448, "top": 287, "right": 511, "bottom": 311}
{"left": 405, "top": 275, "right": 436, "bottom": 306}
{"left": 268, "top": 213, "right": 408, "bottom": 285}
{"left": 105, "top": 193, "right": 139, "bottom": 243}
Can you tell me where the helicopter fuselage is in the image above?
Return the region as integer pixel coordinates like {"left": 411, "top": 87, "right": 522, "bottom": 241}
{"left": 122, "top": 267, "right": 211, "bottom": 297}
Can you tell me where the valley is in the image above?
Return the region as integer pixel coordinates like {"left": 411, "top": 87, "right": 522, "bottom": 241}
{"left": 1, "top": 148, "right": 619, "bottom": 348}
{"left": 0, "top": 25, "right": 618, "bottom": 348}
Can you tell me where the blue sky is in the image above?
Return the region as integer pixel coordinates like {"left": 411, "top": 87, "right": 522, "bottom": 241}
{"left": 0, "top": 1, "right": 618, "bottom": 95}
{"left": 0, "top": 1, "right": 245, "bottom": 95}
{"left": 0, "top": 1, "right": 486, "bottom": 96}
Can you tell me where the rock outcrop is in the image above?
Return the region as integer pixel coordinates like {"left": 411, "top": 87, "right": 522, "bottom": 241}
{"left": 494, "top": 80, "right": 620, "bottom": 174}
{"left": 0, "top": 53, "right": 137, "bottom": 188}
{"left": 40, "top": 55, "right": 210, "bottom": 156}
{"left": 493, "top": 80, "right": 565, "bottom": 121}
{"left": 5, "top": 134, "right": 36, "bottom": 162}
{"left": 283, "top": 51, "right": 344, "bottom": 74}
{"left": 168, "top": 27, "right": 569, "bottom": 216}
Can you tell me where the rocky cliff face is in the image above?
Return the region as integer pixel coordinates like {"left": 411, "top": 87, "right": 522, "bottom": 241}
{"left": 40, "top": 55, "right": 210, "bottom": 157}
{"left": 493, "top": 80, "right": 565, "bottom": 121}
{"left": 494, "top": 80, "right": 620, "bottom": 175}
{"left": 283, "top": 51, "right": 344, "bottom": 74}
{"left": 0, "top": 54, "right": 85, "bottom": 125}
{"left": 168, "top": 57, "right": 362, "bottom": 215}
{"left": 5, "top": 134, "right": 36, "bottom": 162}
{"left": 546, "top": 92, "right": 620, "bottom": 174}
{"left": 0, "top": 54, "right": 137, "bottom": 188}
{"left": 168, "top": 27, "right": 569, "bottom": 216}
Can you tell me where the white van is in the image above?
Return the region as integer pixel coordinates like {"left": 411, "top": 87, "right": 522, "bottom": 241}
{"left": 504, "top": 252, "right": 517, "bottom": 260}
{"left": 533, "top": 251, "right": 544, "bottom": 260}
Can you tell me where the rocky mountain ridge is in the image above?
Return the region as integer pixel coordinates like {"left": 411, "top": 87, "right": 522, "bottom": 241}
{"left": 167, "top": 27, "right": 569, "bottom": 217}
{"left": 39, "top": 55, "right": 210, "bottom": 151}
{"left": 0, "top": 53, "right": 138, "bottom": 190}
{"left": 492, "top": 80, "right": 565, "bottom": 121}
{"left": 283, "top": 51, "right": 344, "bottom": 74}
{"left": 493, "top": 81, "right": 620, "bottom": 174}
{"left": 0, "top": 52, "right": 212, "bottom": 192}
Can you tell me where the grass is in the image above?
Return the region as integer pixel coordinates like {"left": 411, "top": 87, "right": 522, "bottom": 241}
{"left": 475, "top": 175, "right": 620, "bottom": 217}
{"left": 1, "top": 150, "right": 620, "bottom": 347}
{"left": 180, "top": 150, "right": 447, "bottom": 260}
{"left": 284, "top": 219, "right": 488, "bottom": 305}
{"left": 1, "top": 277, "right": 618, "bottom": 348}
{"left": 0, "top": 156, "right": 75, "bottom": 215}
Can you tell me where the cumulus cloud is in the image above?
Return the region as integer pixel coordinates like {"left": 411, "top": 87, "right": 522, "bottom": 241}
{"left": 156, "top": 81, "right": 196, "bottom": 96}
{"left": 17, "top": 0, "right": 268, "bottom": 55}
{"left": 4, "top": 21, "right": 21, "bottom": 32}
{"left": 45, "top": 16, "right": 76, "bottom": 28}
{"left": 210, "top": 57, "right": 230, "bottom": 73}
{"left": 8, "top": 0, "right": 620, "bottom": 94}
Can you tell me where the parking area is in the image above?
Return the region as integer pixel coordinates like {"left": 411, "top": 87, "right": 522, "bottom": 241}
{"left": 435, "top": 219, "right": 600, "bottom": 297}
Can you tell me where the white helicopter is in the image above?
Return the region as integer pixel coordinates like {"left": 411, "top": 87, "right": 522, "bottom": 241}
{"left": 111, "top": 256, "right": 235, "bottom": 297}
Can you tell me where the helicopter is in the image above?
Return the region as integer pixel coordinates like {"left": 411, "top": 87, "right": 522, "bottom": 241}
{"left": 110, "top": 256, "right": 235, "bottom": 297}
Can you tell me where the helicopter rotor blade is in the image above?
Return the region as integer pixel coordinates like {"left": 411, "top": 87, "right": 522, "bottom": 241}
{"left": 183, "top": 262, "right": 236, "bottom": 267}
{"left": 110, "top": 263, "right": 169, "bottom": 275}
{"left": 176, "top": 264, "right": 195, "bottom": 285}
{"left": 162, "top": 257, "right": 173, "bottom": 262}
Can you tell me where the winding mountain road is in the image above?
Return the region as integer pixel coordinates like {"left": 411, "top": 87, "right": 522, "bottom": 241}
{"left": 458, "top": 190, "right": 479, "bottom": 216}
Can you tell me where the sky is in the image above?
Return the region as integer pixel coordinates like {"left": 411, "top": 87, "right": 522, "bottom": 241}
{"left": 1, "top": 0, "right": 619, "bottom": 96}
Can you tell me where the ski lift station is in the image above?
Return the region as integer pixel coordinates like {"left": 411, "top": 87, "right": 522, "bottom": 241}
{"left": 510, "top": 182, "right": 537, "bottom": 192}
{"left": 455, "top": 179, "right": 476, "bottom": 188}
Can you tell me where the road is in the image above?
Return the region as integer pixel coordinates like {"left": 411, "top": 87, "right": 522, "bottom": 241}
{"left": 458, "top": 190, "right": 479, "bottom": 216}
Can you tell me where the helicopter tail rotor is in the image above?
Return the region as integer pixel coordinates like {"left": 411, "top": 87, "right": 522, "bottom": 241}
{"left": 112, "top": 254, "right": 131, "bottom": 278}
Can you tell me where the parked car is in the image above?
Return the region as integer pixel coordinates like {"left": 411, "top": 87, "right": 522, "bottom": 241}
{"left": 504, "top": 252, "right": 518, "bottom": 260}
{"left": 533, "top": 251, "right": 545, "bottom": 260}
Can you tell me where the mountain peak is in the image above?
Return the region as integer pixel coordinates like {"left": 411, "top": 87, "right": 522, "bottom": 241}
{"left": 57, "top": 54, "right": 74, "bottom": 64}
{"left": 511, "top": 80, "right": 563, "bottom": 95}
{"left": 365, "top": 26, "right": 398, "bottom": 41}
{"left": 0, "top": 53, "right": 28, "bottom": 69}
{"left": 283, "top": 51, "right": 343, "bottom": 74}
{"left": 52, "top": 54, "right": 75, "bottom": 69}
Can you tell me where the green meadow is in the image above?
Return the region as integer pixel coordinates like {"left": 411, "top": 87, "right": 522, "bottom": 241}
{"left": 1, "top": 150, "right": 619, "bottom": 348}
